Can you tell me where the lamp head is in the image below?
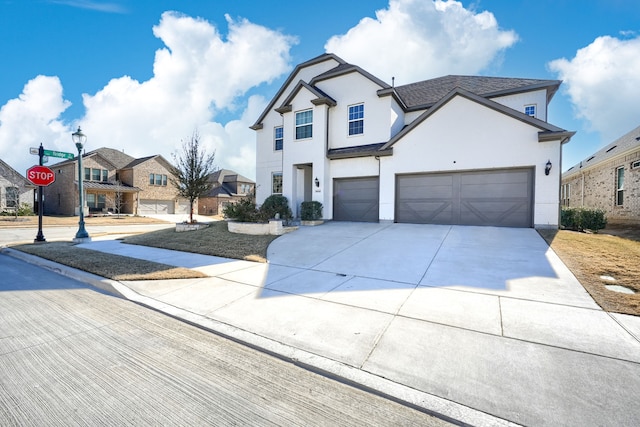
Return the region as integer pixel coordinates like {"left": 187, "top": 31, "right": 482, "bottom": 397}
{"left": 545, "top": 160, "right": 552, "bottom": 176}
{"left": 72, "top": 126, "right": 87, "bottom": 149}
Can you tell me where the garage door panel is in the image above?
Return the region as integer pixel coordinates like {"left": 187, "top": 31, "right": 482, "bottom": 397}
{"left": 139, "top": 199, "right": 174, "bottom": 215}
{"left": 397, "top": 169, "right": 533, "bottom": 227}
{"left": 334, "top": 177, "right": 379, "bottom": 222}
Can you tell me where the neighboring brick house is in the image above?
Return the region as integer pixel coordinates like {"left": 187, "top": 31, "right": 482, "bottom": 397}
{"left": 561, "top": 125, "right": 640, "bottom": 225}
{"left": 197, "top": 169, "right": 255, "bottom": 215}
{"left": 122, "top": 155, "right": 193, "bottom": 215}
{"left": 44, "top": 148, "right": 189, "bottom": 216}
{"left": 0, "top": 159, "right": 35, "bottom": 213}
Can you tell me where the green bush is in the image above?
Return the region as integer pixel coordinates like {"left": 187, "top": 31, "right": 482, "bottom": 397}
{"left": 1, "top": 203, "right": 33, "bottom": 216}
{"left": 300, "top": 201, "right": 322, "bottom": 220}
{"left": 561, "top": 207, "right": 607, "bottom": 232}
{"left": 259, "top": 195, "right": 292, "bottom": 220}
{"left": 222, "top": 194, "right": 265, "bottom": 222}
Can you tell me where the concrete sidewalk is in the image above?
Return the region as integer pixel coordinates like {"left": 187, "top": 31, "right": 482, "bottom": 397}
{"left": 9, "top": 222, "right": 640, "bottom": 426}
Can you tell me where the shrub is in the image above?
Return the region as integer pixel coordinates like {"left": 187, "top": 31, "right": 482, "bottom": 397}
{"left": 561, "top": 207, "right": 607, "bottom": 232}
{"left": 259, "top": 195, "right": 292, "bottom": 220}
{"left": 222, "top": 194, "right": 265, "bottom": 223}
{"left": 300, "top": 201, "right": 322, "bottom": 221}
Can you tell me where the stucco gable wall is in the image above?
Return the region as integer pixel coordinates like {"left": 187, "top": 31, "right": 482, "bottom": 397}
{"left": 492, "top": 89, "right": 548, "bottom": 121}
{"left": 379, "top": 95, "right": 562, "bottom": 225}
{"left": 0, "top": 170, "right": 33, "bottom": 211}
{"left": 562, "top": 148, "right": 640, "bottom": 224}
{"left": 314, "top": 72, "right": 393, "bottom": 149}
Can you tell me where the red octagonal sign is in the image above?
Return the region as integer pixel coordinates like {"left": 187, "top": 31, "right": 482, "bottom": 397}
{"left": 26, "top": 165, "right": 56, "bottom": 186}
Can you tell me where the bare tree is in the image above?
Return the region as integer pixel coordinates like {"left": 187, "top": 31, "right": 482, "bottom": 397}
{"left": 170, "top": 131, "right": 216, "bottom": 223}
{"left": 105, "top": 181, "right": 126, "bottom": 218}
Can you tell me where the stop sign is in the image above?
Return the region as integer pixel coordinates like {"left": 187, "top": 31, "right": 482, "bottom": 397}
{"left": 26, "top": 165, "right": 56, "bottom": 186}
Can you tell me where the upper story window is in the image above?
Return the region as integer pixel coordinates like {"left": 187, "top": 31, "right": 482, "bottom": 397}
{"left": 85, "top": 167, "right": 108, "bottom": 182}
{"left": 348, "top": 104, "right": 364, "bottom": 136}
{"left": 274, "top": 126, "right": 283, "bottom": 151}
{"left": 295, "top": 110, "right": 313, "bottom": 140}
{"left": 616, "top": 167, "right": 624, "bottom": 206}
{"left": 561, "top": 183, "right": 571, "bottom": 207}
{"left": 524, "top": 105, "right": 536, "bottom": 117}
{"left": 149, "top": 173, "right": 168, "bottom": 186}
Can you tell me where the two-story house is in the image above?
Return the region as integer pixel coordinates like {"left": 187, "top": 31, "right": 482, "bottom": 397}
{"left": 44, "top": 148, "right": 190, "bottom": 216}
{"left": 561, "top": 124, "right": 640, "bottom": 225}
{"left": 0, "top": 159, "right": 35, "bottom": 213}
{"left": 252, "top": 53, "right": 574, "bottom": 228}
{"left": 198, "top": 169, "right": 255, "bottom": 216}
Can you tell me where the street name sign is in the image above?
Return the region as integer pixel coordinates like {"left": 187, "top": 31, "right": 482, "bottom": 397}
{"left": 26, "top": 165, "right": 55, "bottom": 186}
{"left": 29, "top": 147, "right": 75, "bottom": 159}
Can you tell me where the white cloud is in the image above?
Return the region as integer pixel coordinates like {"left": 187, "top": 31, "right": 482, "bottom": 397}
{"left": 0, "top": 12, "right": 295, "bottom": 180}
{"left": 0, "top": 76, "right": 74, "bottom": 174}
{"left": 548, "top": 35, "right": 640, "bottom": 141}
{"left": 324, "top": 0, "right": 518, "bottom": 84}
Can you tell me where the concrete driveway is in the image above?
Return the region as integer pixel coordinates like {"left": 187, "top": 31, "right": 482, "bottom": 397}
{"left": 19, "top": 220, "right": 639, "bottom": 425}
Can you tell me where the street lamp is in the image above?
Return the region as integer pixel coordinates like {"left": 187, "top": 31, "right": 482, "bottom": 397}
{"left": 72, "top": 127, "right": 91, "bottom": 242}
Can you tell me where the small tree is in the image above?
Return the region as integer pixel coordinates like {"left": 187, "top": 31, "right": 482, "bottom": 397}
{"left": 170, "top": 131, "right": 217, "bottom": 223}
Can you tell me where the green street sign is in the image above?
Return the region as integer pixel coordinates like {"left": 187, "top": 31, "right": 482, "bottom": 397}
{"left": 43, "top": 149, "right": 75, "bottom": 159}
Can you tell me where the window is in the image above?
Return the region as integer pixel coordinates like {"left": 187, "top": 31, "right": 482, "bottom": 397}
{"left": 524, "top": 105, "right": 536, "bottom": 117}
{"left": 5, "top": 187, "right": 19, "bottom": 208}
{"left": 84, "top": 167, "right": 91, "bottom": 180}
{"left": 274, "top": 126, "right": 283, "bottom": 151}
{"left": 632, "top": 160, "right": 640, "bottom": 169}
{"left": 102, "top": 169, "right": 108, "bottom": 182}
{"left": 616, "top": 167, "right": 624, "bottom": 206}
{"left": 150, "top": 173, "right": 167, "bottom": 186}
{"left": 561, "top": 183, "right": 571, "bottom": 207}
{"left": 272, "top": 172, "right": 283, "bottom": 194}
{"left": 348, "top": 104, "right": 364, "bottom": 135}
{"left": 92, "top": 168, "right": 101, "bottom": 181}
{"left": 295, "top": 110, "right": 313, "bottom": 140}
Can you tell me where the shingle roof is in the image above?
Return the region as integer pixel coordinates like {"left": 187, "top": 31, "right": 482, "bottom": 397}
{"left": 563, "top": 124, "right": 640, "bottom": 178}
{"left": 88, "top": 147, "right": 136, "bottom": 169}
{"left": 392, "top": 75, "right": 561, "bottom": 110}
{"left": 83, "top": 181, "right": 140, "bottom": 192}
{"left": 208, "top": 169, "right": 254, "bottom": 185}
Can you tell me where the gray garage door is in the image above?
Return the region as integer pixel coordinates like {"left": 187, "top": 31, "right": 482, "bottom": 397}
{"left": 396, "top": 168, "right": 533, "bottom": 227}
{"left": 333, "top": 177, "right": 379, "bottom": 222}
{"left": 139, "top": 199, "right": 174, "bottom": 215}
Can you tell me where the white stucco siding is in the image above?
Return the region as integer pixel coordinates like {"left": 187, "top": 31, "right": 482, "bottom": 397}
{"left": 493, "top": 89, "right": 548, "bottom": 121}
{"left": 315, "top": 73, "right": 391, "bottom": 149}
{"left": 379, "top": 95, "right": 562, "bottom": 226}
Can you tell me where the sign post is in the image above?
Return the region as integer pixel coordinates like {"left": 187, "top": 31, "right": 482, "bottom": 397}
{"left": 26, "top": 144, "right": 57, "bottom": 242}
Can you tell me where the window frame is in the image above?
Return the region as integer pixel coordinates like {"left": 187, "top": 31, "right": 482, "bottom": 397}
{"left": 524, "top": 104, "right": 536, "bottom": 117}
{"left": 295, "top": 109, "right": 313, "bottom": 140}
{"left": 271, "top": 172, "right": 283, "bottom": 195}
{"left": 616, "top": 166, "right": 624, "bottom": 206}
{"left": 348, "top": 103, "right": 364, "bottom": 136}
{"left": 5, "top": 186, "right": 19, "bottom": 208}
{"left": 274, "top": 126, "right": 283, "bottom": 151}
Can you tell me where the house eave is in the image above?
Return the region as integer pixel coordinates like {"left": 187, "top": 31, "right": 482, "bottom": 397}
{"left": 538, "top": 130, "right": 576, "bottom": 144}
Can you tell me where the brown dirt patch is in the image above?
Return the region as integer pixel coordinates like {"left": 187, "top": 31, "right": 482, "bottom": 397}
{"left": 11, "top": 242, "right": 206, "bottom": 281}
{"left": 538, "top": 229, "right": 640, "bottom": 316}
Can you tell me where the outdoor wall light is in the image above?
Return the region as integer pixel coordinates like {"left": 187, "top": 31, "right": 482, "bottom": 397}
{"left": 545, "top": 160, "right": 552, "bottom": 176}
{"left": 315, "top": 177, "right": 320, "bottom": 187}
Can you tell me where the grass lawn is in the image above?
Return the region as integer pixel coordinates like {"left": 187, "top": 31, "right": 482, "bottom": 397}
{"left": 12, "top": 242, "right": 206, "bottom": 281}
{"left": 122, "top": 221, "right": 279, "bottom": 263}
{"left": 539, "top": 228, "right": 640, "bottom": 316}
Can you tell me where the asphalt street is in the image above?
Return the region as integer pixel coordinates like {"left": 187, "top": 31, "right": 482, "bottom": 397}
{"left": 0, "top": 253, "right": 451, "bottom": 426}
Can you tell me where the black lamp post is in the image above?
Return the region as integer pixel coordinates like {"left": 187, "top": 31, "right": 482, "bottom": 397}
{"left": 72, "top": 127, "right": 90, "bottom": 241}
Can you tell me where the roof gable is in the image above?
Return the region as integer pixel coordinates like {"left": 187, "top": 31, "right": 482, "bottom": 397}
{"left": 0, "top": 158, "right": 33, "bottom": 187}
{"left": 381, "top": 87, "right": 573, "bottom": 150}
{"left": 380, "top": 75, "right": 561, "bottom": 111}
{"left": 123, "top": 154, "right": 175, "bottom": 171}
{"left": 251, "top": 53, "right": 345, "bottom": 129}
{"left": 275, "top": 80, "right": 337, "bottom": 113}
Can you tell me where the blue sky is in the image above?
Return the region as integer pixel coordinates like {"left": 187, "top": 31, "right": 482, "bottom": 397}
{"left": 1, "top": 0, "right": 639, "bottom": 179}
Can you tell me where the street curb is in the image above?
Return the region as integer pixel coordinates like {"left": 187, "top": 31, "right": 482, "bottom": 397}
{"left": 3, "top": 248, "right": 520, "bottom": 427}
